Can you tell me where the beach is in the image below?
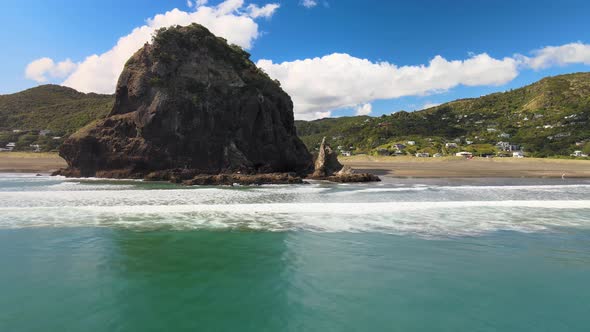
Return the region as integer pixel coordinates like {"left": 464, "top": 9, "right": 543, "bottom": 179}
{"left": 1, "top": 152, "right": 589, "bottom": 178}
{"left": 341, "top": 155, "right": 590, "bottom": 178}
{"left": 0, "top": 152, "right": 67, "bottom": 173}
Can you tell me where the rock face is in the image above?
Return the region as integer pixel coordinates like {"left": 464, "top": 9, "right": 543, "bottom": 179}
{"left": 311, "top": 137, "right": 380, "bottom": 182}
{"left": 57, "top": 24, "right": 312, "bottom": 179}
{"left": 311, "top": 137, "right": 343, "bottom": 178}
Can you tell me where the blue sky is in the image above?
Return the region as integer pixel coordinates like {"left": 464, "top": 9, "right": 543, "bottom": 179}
{"left": 1, "top": 0, "right": 589, "bottom": 119}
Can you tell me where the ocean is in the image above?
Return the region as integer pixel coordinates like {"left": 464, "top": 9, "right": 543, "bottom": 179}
{"left": 1, "top": 173, "right": 589, "bottom": 331}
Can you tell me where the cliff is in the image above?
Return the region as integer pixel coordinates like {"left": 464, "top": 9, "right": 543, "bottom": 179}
{"left": 57, "top": 24, "right": 312, "bottom": 179}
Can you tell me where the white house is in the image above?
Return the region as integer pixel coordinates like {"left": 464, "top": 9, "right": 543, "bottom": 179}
{"left": 5, "top": 142, "right": 16, "bottom": 151}
{"left": 415, "top": 152, "right": 430, "bottom": 158}
{"left": 445, "top": 143, "right": 458, "bottom": 149}
{"left": 406, "top": 141, "right": 416, "bottom": 146}
{"left": 340, "top": 151, "right": 352, "bottom": 157}
{"left": 571, "top": 150, "right": 589, "bottom": 157}
{"left": 30, "top": 144, "right": 41, "bottom": 153}
{"left": 512, "top": 151, "right": 525, "bottom": 158}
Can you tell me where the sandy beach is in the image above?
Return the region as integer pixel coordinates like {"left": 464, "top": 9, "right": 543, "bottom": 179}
{"left": 1, "top": 152, "right": 589, "bottom": 178}
{"left": 341, "top": 155, "right": 590, "bottom": 178}
{"left": 0, "top": 152, "right": 67, "bottom": 173}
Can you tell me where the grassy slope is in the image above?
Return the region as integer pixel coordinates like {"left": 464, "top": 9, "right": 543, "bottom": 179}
{"left": 1, "top": 73, "right": 589, "bottom": 156}
{"left": 0, "top": 84, "right": 114, "bottom": 135}
{"left": 295, "top": 72, "right": 590, "bottom": 157}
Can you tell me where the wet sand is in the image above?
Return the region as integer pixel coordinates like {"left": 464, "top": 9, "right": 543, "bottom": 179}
{"left": 340, "top": 155, "right": 590, "bottom": 178}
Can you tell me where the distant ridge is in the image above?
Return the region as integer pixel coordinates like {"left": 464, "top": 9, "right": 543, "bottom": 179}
{"left": 295, "top": 72, "right": 590, "bottom": 157}
{"left": 1, "top": 73, "right": 589, "bottom": 156}
{"left": 0, "top": 84, "right": 114, "bottom": 135}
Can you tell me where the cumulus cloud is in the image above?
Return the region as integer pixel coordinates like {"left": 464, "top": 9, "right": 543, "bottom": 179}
{"left": 523, "top": 42, "right": 590, "bottom": 69}
{"left": 26, "top": 0, "right": 278, "bottom": 93}
{"left": 301, "top": 0, "right": 318, "bottom": 8}
{"left": 25, "top": 58, "right": 77, "bottom": 83}
{"left": 246, "top": 3, "right": 280, "bottom": 18}
{"left": 355, "top": 103, "right": 372, "bottom": 116}
{"left": 258, "top": 52, "right": 519, "bottom": 119}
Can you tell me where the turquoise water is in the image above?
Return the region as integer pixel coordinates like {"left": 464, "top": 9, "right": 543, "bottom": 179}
{"left": 1, "top": 174, "right": 590, "bottom": 331}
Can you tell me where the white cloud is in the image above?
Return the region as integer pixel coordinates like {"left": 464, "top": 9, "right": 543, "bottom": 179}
{"left": 186, "top": 0, "right": 193, "bottom": 8}
{"left": 301, "top": 0, "right": 318, "bottom": 8}
{"left": 25, "top": 57, "right": 77, "bottom": 83}
{"left": 523, "top": 42, "right": 590, "bottom": 69}
{"left": 258, "top": 52, "right": 518, "bottom": 119}
{"left": 355, "top": 103, "right": 372, "bottom": 116}
{"left": 246, "top": 3, "right": 280, "bottom": 19}
{"left": 26, "top": 0, "right": 278, "bottom": 93}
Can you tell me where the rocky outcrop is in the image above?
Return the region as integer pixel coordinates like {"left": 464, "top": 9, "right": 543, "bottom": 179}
{"left": 311, "top": 137, "right": 343, "bottom": 178}
{"left": 310, "top": 137, "right": 380, "bottom": 182}
{"left": 56, "top": 24, "right": 312, "bottom": 179}
{"left": 183, "top": 173, "right": 304, "bottom": 186}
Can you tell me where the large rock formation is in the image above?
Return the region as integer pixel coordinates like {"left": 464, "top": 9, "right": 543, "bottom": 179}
{"left": 311, "top": 137, "right": 380, "bottom": 182}
{"left": 57, "top": 24, "right": 312, "bottom": 180}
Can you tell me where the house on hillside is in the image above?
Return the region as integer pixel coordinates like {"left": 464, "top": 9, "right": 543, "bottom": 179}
{"left": 445, "top": 143, "right": 458, "bottom": 149}
{"left": 340, "top": 151, "right": 352, "bottom": 157}
{"left": 5, "top": 142, "right": 16, "bottom": 151}
{"left": 406, "top": 141, "right": 416, "bottom": 146}
{"left": 39, "top": 129, "right": 51, "bottom": 136}
{"left": 30, "top": 144, "right": 41, "bottom": 153}
{"left": 415, "top": 152, "right": 430, "bottom": 158}
{"left": 496, "top": 141, "right": 520, "bottom": 152}
{"left": 392, "top": 144, "right": 406, "bottom": 150}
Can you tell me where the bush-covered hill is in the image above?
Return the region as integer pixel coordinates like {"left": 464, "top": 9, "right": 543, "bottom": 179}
{"left": 1, "top": 72, "right": 589, "bottom": 156}
{"left": 296, "top": 72, "right": 590, "bottom": 157}
{"left": 0, "top": 85, "right": 114, "bottom": 134}
{"left": 0, "top": 85, "right": 114, "bottom": 151}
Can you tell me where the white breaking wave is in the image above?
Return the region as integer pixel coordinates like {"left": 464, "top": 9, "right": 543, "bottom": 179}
{"left": 0, "top": 200, "right": 589, "bottom": 237}
{"left": 1, "top": 174, "right": 590, "bottom": 237}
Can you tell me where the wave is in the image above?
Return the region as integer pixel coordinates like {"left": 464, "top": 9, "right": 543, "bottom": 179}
{"left": 1, "top": 200, "right": 589, "bottom": 237}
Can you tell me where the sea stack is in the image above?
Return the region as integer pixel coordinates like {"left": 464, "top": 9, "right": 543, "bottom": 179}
{"left": 56, "top": 24, "right": 312, "bottom": 182}
{"left": 311, "top": 137, "right": 381, "bottom": 182}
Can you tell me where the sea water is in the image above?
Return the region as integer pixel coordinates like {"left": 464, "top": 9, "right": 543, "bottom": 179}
{"left": 1, "top": 174, "right": 589, "bottom": 331}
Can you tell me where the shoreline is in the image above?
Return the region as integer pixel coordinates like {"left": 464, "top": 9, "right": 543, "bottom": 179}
{"left": 1, "top": 152, "right": 589, "bottom": 179}
{"left": 341, "top": 155, "right": 590, "bottom": 179}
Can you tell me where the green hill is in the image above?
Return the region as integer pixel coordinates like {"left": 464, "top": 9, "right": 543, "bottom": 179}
{"left": 295, "top": 72, "right": 590, "bottom": 157}
{"left": 0, "top": 85, "right": 114, "bottom": 151}
{"left": 1, "top": 73, "right": 589, "bottom": 156}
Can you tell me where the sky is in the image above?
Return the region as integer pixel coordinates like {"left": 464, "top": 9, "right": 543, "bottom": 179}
{"left": 1, "top": 0, "right": 589, "bottom": 120}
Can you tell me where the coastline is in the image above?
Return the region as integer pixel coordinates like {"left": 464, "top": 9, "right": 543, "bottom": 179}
{"left": 0, "top": 152, "right": 67, "bottom": 174}
{"left": 1, "top": 152, "right": 589, "bottom": 178}
{"left": 341, "top": 155, "right": 590, "bottom": 178}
